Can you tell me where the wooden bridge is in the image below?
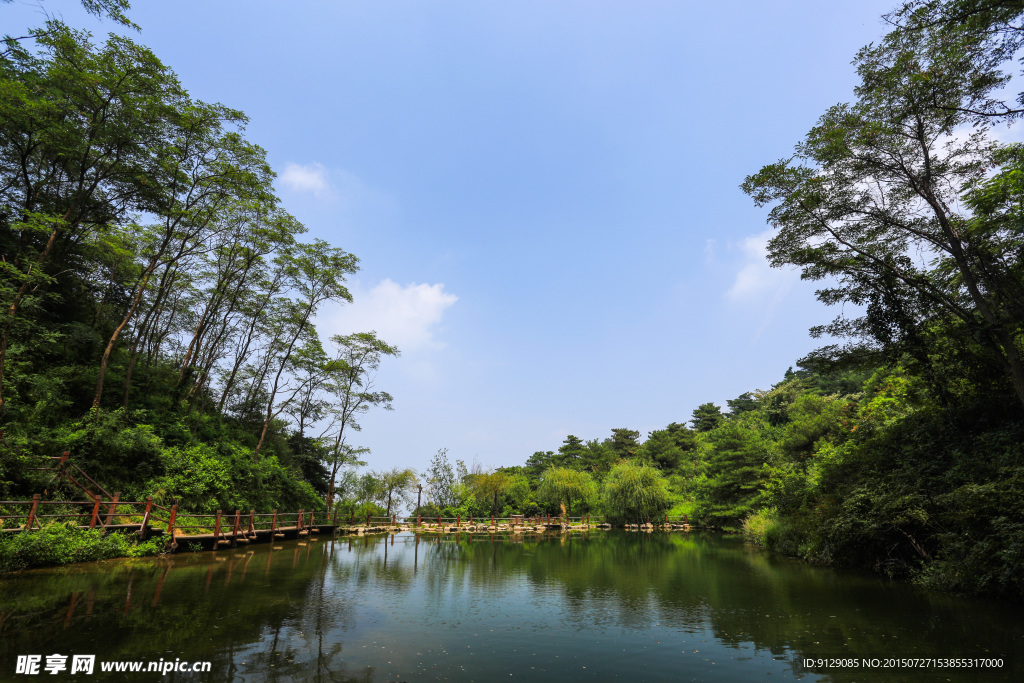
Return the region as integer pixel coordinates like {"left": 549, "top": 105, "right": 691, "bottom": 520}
{"left": 0, "top": 454, "right": 338, "bottom": 551}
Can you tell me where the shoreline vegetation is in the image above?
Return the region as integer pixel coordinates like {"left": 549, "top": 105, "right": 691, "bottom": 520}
{"left": 2, "top": 0, "right": 1023, "bottom": 601}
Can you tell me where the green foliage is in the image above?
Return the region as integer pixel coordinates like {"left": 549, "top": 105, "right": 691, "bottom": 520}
{"left": 637, "top": 422, "right": 697, "bottom": 472}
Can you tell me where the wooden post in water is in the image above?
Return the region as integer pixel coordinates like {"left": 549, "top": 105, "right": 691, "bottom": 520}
{"left": 104, "top": 492, "right": 121, "bottom": 526}
{"left": 89, "top": 495, "right": 101, "bottom": 529}
{"left": 25, "top": 493, "right": 40, "bottom": 530}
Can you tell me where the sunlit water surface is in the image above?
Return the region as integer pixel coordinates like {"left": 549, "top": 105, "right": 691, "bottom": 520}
{"left": 0, "top": 531, "right": 1019, "bottom": 682}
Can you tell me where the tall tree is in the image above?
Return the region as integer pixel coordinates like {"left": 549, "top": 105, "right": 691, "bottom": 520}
{"left": 742, "top": 6, "right": 1024, "bottom": 410}
{"left": 426, "top": 447, "right": 466, "bottom": 509}
{"left": 555, "top": 434, "right": 586, "bottom": 468}
{"left": 606, "top": 428, "right": 641, "bottom": 460}
{"left": 691, "top": 403, "right": 724, "bottom": 432}
{"left": 252, "top": 240, "right": 357, "bottom": 457}
{"left": 319, "top": 331, "right": 399, "bottom": 509}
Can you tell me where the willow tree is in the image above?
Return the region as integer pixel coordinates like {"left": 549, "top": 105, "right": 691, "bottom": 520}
{"left": 373, "top": 467, "right": 418, "bottom": 518}
{"left": 601, "top": 460, "right": 671, "bottom": 524}
{"left": 537, "top": 467, "right": 597, "bottom": 517}
{"left": 471, "top": 469, "right": 512, "bottom": 516}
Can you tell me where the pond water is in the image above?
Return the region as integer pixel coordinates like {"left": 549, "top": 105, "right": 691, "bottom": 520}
{"left": 0, "top": 531, "right": 1019, "bottom": 681}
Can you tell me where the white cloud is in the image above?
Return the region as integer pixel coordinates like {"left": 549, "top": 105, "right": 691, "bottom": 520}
{"left": 323, "top": 279, "right": 458, "bottom": 354}
{"left": 704, "top": 238, "right": 717, "bottom": 264}
{"left": 726, "top": 231, "right": 796, "bottom": 302}
{"left": 280, "top": 162, "right": 331, "bottom": 196}
{"left": 725, "top": 229, "right": 800, "bottom": 344}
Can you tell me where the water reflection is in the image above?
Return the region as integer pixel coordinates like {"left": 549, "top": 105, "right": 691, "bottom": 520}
{"left": 0, "top": 532, "right": 1018, "bottom": 681}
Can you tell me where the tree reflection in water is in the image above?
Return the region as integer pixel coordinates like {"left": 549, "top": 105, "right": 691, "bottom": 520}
{"left": 0, "top": 532, "right": 1020, "bottom": 681}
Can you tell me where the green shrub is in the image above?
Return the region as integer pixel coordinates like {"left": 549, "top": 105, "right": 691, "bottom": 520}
{"left": 743, "top": 507, "right": 804, "bottom": 556}
{"left": 0, "top": 522, "right": 161, "bottom": 572}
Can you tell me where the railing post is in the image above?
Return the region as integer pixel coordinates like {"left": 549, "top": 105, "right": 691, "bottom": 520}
{"left": 392, "top": 514, "right": 396, "bottom": 526}
{"left": 270, "top": 509, "right": 278, "bottom": 537}
{"left": 491, "top": 515, "right": 495, "bottom": 527}
{"left": 332, "top": 505, "right": 340, "bottom": 527}
{"left": 168, "top": 505, "right": 178, "bottom": 549}
{"left": 417, "top": 514, "right": 421, "bottom": 527}
{"left": 456, "top": 515, "right": 460, "bottom": 528}
{"left": 104, "top": 492, "right": 121, "bottom": 527}
{"left": 366, "top": 512, "right": 371, "bottom": 526}
{"left": 24, "top": 493, "right": 40, "bottom": 530}
{"left": 138, "top": 497, "right": 153, "bottom": 539}
{"left": 298, "top": 509, "right": 304, "bottom": 531}
{"left": 89, "top": 495, "right": 101, "bottom": 529}
{"left": 309, "top": 511, "right": 315, "bottom": 529}
{"left": 214, "top": 510, "right": 222, "bottom": 544}
{"left": 249, "top": 510, "right": 255, "bottom": 535}
{"left": 232, "top": 510, "right": 241, "bottom": 544}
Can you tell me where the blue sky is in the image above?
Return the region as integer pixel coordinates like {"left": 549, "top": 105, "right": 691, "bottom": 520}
{"left": 10, "top": 0, "right": 901, "bottom": 473}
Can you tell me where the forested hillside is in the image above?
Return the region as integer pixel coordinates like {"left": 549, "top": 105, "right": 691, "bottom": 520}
{"left": 0, "top": 3, "right": 395, "bottom": 514}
